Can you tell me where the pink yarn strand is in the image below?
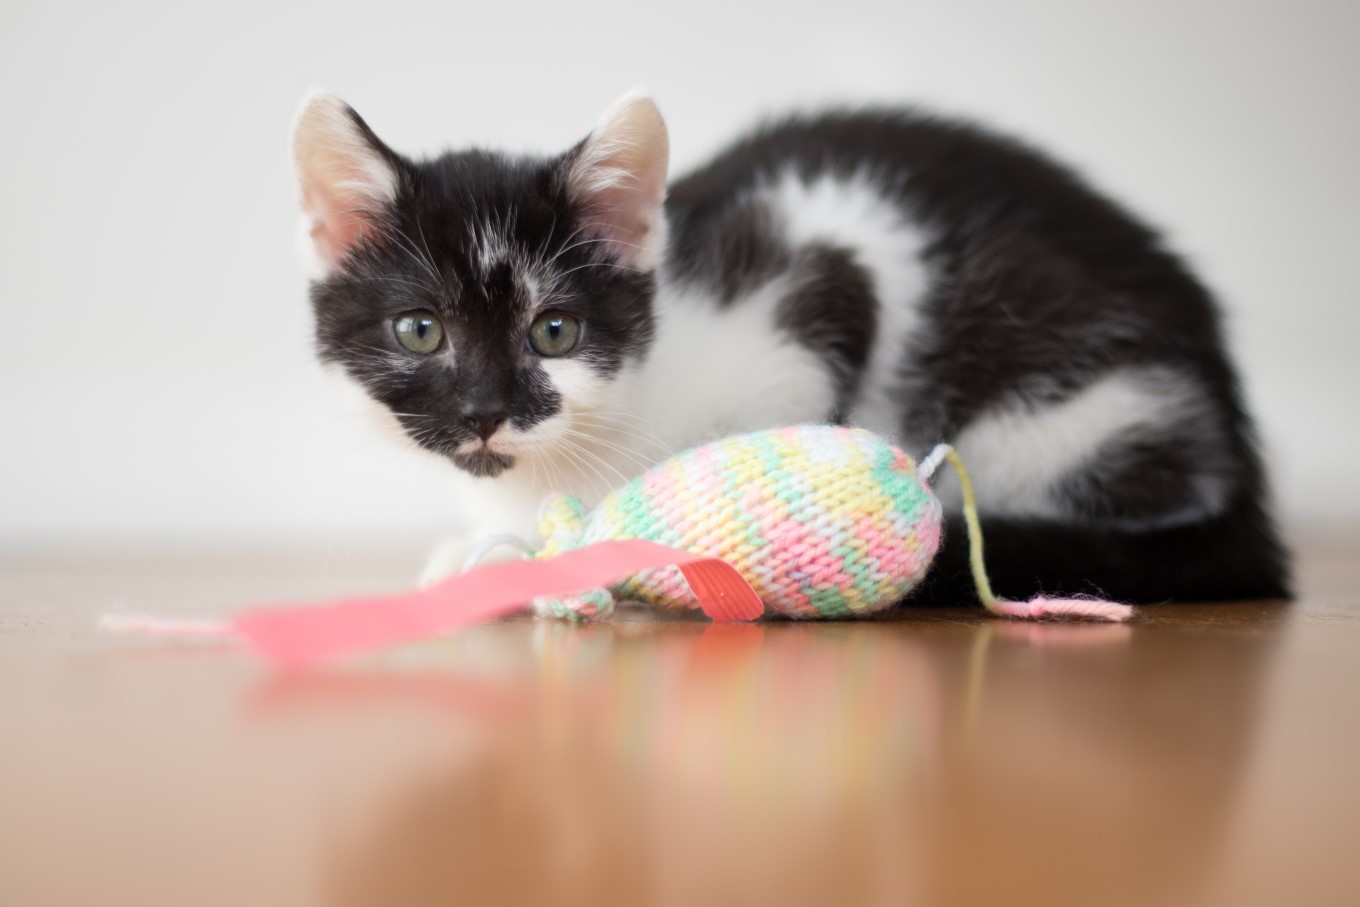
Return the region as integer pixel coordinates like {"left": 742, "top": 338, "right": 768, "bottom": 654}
{"left": 987, "top": 596, "right": 1135, "bottom": 622}
{"left": 98, "top": 613, "right": 238, "bottom": 640}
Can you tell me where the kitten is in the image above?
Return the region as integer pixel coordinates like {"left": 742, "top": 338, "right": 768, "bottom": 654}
{"left": 291, "top": 90, "right": 1289, "bottom": 602}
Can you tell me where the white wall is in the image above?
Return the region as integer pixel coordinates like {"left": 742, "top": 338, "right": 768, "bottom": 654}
{"left": 2, "top": 0, "right": 1356, "bottom": 552}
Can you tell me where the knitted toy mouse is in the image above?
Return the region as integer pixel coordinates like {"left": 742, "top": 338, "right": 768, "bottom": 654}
{"left": 485, "top": 424, "right": 1132, "bottom": 623}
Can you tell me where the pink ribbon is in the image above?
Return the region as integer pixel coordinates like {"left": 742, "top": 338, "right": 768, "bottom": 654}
{"left": 233, "top": 540, "right": 765, "bottom": 669}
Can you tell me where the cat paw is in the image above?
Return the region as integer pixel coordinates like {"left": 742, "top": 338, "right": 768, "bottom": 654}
{"left": 418, "top": 532, "right": 530, "bottom": 588}
{"left": 419, "top": 534, "right": 477, "bottom": 588}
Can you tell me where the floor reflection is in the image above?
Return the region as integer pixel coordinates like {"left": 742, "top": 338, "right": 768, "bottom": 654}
{"left": 246, "top": 605, "right": 1292, "bottom": 906}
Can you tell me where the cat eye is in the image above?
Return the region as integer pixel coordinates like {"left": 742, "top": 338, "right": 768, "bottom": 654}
{"left": 393, "top": 310, "right": 444, "bottom": 354}
{"left": 528, "top": 312, "right": 582, "bottom": 357}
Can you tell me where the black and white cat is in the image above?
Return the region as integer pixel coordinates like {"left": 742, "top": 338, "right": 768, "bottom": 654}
{"left": 291, "top": 90, "right": 1289, "bottom": 603}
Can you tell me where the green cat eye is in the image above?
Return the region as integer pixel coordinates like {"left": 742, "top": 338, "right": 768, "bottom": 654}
{"left": 393, "top": 310, "right": 444, "bottom": 354}
{"left": 528, "top": 312, "right": 582, "bottom": 357}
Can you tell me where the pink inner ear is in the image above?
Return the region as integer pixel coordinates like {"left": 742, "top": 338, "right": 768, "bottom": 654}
{"left": 292, "top": 94, "right": 399, "bottom": 275}
{"left": 584, "top": 178, "right": 662, "bottom": 264}
{"left": 568, "top": 95, "right": 670, "bottom": 270}
{"left": 301, "top": 175, "right": 374, "bottom": 272}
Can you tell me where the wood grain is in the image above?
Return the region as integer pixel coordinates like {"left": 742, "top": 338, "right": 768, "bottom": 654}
{"left": 2, "top": 537, "right": 1356, "bottom": 906}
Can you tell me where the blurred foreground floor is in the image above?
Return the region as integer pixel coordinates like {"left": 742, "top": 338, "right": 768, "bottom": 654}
{"left": 1, "top": 538, "right": 1358, "bottom": 907}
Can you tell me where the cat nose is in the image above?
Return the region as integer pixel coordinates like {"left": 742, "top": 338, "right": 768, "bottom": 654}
{"left": 462, "top": 409, "right": 507, "bottom": 442}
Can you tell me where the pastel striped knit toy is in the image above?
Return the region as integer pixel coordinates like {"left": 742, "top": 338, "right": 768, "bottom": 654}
{"left": 507, "top": 424, "right": 1132, "bottom": 623}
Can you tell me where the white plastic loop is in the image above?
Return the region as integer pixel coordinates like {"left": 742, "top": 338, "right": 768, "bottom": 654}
{"left": 461, "top": 533, "right": 534, "bottom": 573}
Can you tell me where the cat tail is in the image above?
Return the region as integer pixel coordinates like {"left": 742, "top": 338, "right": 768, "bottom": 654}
{"left": 913, "top": 494, "right": 1291, "bottom": 606}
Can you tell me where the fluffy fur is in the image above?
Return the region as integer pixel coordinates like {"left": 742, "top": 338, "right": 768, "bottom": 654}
{"left": 291, "top": 91, "right": 1289, "bottom": 602}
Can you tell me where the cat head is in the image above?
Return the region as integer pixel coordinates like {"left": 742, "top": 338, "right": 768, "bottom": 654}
{"left": 291, "top": 90, "right": 668, "bottom": 478}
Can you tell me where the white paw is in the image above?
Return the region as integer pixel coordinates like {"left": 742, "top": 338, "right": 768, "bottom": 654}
{"left": 418, "top": 532, "right": 532, "bottom": 588}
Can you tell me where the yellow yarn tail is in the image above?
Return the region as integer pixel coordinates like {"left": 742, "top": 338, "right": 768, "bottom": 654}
{"left": 939, "top": 446, "right": 1002, "bottom": 613}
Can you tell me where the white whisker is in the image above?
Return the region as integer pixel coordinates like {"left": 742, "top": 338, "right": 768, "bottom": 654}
{"left": 558, "top": 427, "right": 659, "bottom": 473}
{"left": 387, "top": 226, "right": 442, "bottom": 288}
{"left": 558, "top": 434, "right": 632, "bottom": 491}
{"left": 557, "top": 260, "right": 641, "bottom": 280}
{"left": 571, "top": 412, "right": 677, "bottom": 456}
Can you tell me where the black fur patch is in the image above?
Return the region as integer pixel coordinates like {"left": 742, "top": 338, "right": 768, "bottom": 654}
{"left": 914, "top": 494, "right": 1291, "bottom": 605}
{"left": 1056, "top": 425, "right": 1241, "bottom": 530}
{"left": 776, "top": 245, "right": 877, "bottom": 422}
{"left": 665, "top": 196, "right": 790, "bottom": 302}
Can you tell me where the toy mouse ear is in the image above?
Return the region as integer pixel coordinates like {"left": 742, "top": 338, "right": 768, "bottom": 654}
{"left": 291, "top": 91, "right": 402, "bottom": 278}
{"left": 563, "top": 90, "right": 670, "bottom": 271}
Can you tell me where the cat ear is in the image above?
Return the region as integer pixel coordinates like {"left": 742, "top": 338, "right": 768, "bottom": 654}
{"left": 291, "top": 91, "right": 401, "bottom": 278}
{"left": 564, "top": 91, "right": 670, "bottom": 271}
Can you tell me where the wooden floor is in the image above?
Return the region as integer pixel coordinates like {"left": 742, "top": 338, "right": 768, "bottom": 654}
{"left": 2, "top": 538, "right": 1358, "bottom": 907}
